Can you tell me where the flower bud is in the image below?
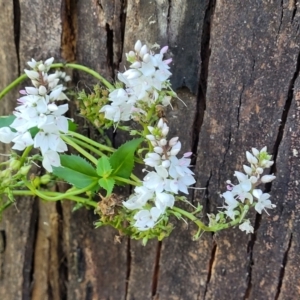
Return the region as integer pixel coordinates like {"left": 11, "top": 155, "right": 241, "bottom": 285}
{"left": 159, "top": 138, "right": 167, "bottom": 146}
{"left": 168, "top": 137, "right": 179, "bottom": 147}
{"left": 261, "top": 175, "right": 276, "bottom": 183}
{"left": 143, "top": 53, "right": 151, "bottom": 63}
{"left": 134, "top": 40, "right": 142, "bottom": 52}
{"left": 19, "top": 165, "right": 32, "bottom": 176}
{"left": 161, "top": 160, "right": 170, "bottom": 168}
{"left": 252, "top": 147, "right": 259, "bottom": 157}
{"left": 40, "top": 174, "right": 52, "bottom": 185}
{"left": 246, "top": 151, "right": 258, "bottom": 164}
{"left": 130, "top": 61, "right": 141, "bottom": 69}
{"left": 154, "top": 146, "right": 163, "bottom": 154}
{"left": 256, "top": 167, "right": 263, "bottom": 174}
{"left": 160, "top": 45, "right": 168, "bottom": 54}
{"left": 39, "top": 85, "right": 47, "bottom": 95}
{"left": 38, "top": 64, "right": 46, "bottom": 71}
{"left": 140, "top": 45, "right": 148, "bottom": 57}
{"left": 243, "top": 165, "right": 252, "bottom": 175}
{"left": 146, "top": 134, "right": 155, "bottom": 141}
{"left": 9, "top": 159, "right": 21, "bottom": 171}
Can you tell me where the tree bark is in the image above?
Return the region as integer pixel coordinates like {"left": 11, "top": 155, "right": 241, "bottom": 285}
{"left": 0, "top": 0, "right": 299, "bottom": 299}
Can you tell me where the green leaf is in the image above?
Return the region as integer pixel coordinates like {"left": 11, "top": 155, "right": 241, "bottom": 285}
{"left": 68, "top": 120, "right": 77, "bottom": 132}
{"left": 96, "top": 156, "right": 113, "bottom": 177}
{"left": 52, "top": 154, "right": 98, "bottom": 189}
{"left": 98, "top": 177, "right": 115, "bottom": 196}
{"left": 0, "top": 115, "right": 15, "bottom": 128}
{"left": 109, "top": 138, "right": 143, "bottom": 180}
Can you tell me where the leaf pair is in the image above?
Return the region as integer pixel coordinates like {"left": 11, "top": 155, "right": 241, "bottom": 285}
{"left": 53, "top": 138, "right": 144, "bottom": 196}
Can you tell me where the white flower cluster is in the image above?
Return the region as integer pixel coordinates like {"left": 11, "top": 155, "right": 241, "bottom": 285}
{"left": 212, "top": 146, "right": 276, "bottom": 234}
{"left": 0, "top": 58, "right": 71, "bottom": 172}
{"left": 100, "top": 40, "right": 173, "bottom": 123}
{"left": 123, "top": 118, "right": 195, "bottom": 231}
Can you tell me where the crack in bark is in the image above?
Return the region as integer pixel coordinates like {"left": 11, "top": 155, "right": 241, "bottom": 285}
{"left": 271, "top": 49, "right": 300, "bottom": 174}
{"left": 275, "top": 233, "right": 293, "bottom": 300}
{"left": 277, "top": 0, "right": 284, "bottom": 37}
{"left": 22, "top": 199, "right": 39, "bottom": 299}
{"left": 117, "top": 0, "right": 127, "bottom": 68}
{"left": 124, "top": 238, "right": 131, "bottom": 300}
{"left": 218, "top": 130, "right": 232, "bottom": 188}
{"left": 292, "top": 0, "right": 298, "bottom": 23}
{"left": 151, "top": 241, "right": 162, "bottom": 298}
{"left": 13, "top": 0, "right": 20, "bottom": 75}
{"left": 202, "top": 242, "right": 217, "bottom": 300}
{"left": 61, "top": 0, "right": 77, "bottom": 62}
{"left": 105, "top": 22, "right": 114, "bottom": 76}
{"left": 237, "top": 83, "right": 245, "bottom": 128}
{"left": 243, "top": 213, "right": 262, "bottom": 299}
{"left": 191, "top": 0, "right": 215, "bottom": 160}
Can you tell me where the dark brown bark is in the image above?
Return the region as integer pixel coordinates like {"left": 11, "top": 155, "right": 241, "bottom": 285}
{"left": 0, "top": 0, "right": 299, "bottom": 299}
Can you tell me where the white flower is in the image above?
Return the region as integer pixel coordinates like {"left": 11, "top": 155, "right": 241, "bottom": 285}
{"left": 253, "top": 189, "right": 276, "bottom": 214}
{"left": 239, "top": 220, "right": 254, "bottom": 234}
{"left": 222, "top": 191, "right": 239, "bottom": 220}
{"left": 42, "top": 150, "right": 61, "bottom": 172}
{"left": 0, "top": 127, "right": 17, "bottom": 143}
{"left": 154, "top": 192, "right": 175, "bottom": 211}
{"left": 11, "top": 132, "right": 34, "bottom": 151}
{"left": 143, "top": 166, "right": 169, "bottom": 193}
{"left": 168, "top": 156, "right": 194, "bottom": 178}
{"left": 133, "top": 207, "right": 162, "bottom": 231}
{"left": 123, "top": 186, "right": 153, "bottom": 210}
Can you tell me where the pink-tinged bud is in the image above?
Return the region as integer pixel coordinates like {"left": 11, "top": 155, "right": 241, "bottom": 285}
{"left": 168, "top": 137, "right": 179, "bottom": 147}
{"left": 19, "top": 89, "right": 27, "bottom": 95}
{"left": 160, "top": 46, "right": 168, "bottom": 54}
{"left": 134, "top": 40, "right": 142, "bottom": 52}
{"left": 243, "top": 165, "right": 252, "bottom": 175}
{"left": 261, "top": 175, "right": 276, "bottom": 183}
{"left": 183, "top": 152, "right": 193, "bottom": 158}
{"left": 140, "top": 45, "right": 148, "bottom": 57}
{"left": 143, "top": 53, "right": 151, "bottom": 63}
{"left": 164, "top": 58, "right": 172, "bottom": 65}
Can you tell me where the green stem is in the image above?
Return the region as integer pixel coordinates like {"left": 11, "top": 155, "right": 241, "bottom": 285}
{"left": 19, "top": 146, "right": 33, "bottom": 167}
{"left": 172, "top": 206, "right": 213, "bottom": 231}
{"left": 12, "top": 190, "right": 97, "bottom": 208}
{"left": 0, "top": 74, "right": 27, "bottom": 100}
{"left": 62, "top": 135, "right": 98, "bottom": 165}
{"left": 113, "top": 176, "right": 142, "bottom": 186}
{"left": 68, "top": 131, "right": 115, "bottom": 153}
{"left": 68, "top": 137, "right": 105, "bottom": 157}
{"left": 52, "top": 63, "right": 113, "bottom": 89}
{"left": 64, "top": 63, "right": 114, "bottom": 89}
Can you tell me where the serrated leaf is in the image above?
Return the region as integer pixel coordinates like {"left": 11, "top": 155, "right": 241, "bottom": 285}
{"left": 109, "top": 138, "right": 143, "bottom": 179}
{"left": 97, "top": 156, "right": 113, "bottom": 177}
{"left": 52, "top": 154, "right": 98, "bottom": 189}
{"left": 98, "top": 177, "right": 115, "bottom": 196}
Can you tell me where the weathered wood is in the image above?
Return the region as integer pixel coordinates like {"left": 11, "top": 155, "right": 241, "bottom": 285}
{"left": 0, "top": 0, "right": 300, "bottom": 299}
